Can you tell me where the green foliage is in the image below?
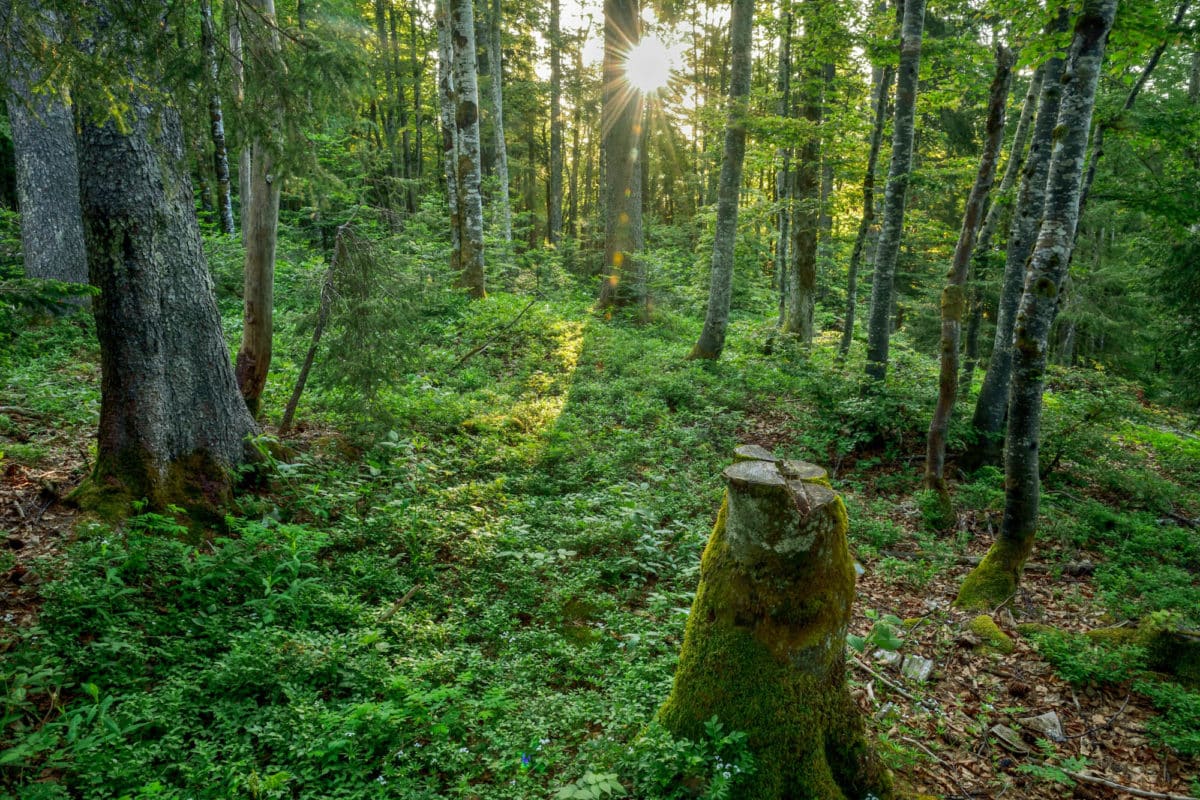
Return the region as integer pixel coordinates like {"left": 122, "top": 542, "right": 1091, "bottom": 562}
{"left": 847, "top": 611, "right": 905, "bottom": 655}
{"left": 1029, "top": 630, "right": 1146, "bottom": 687}
{"left": 553, "top": 772, "right": 628, "bottom": 799}
{"left": 621, "top": 718, "right": 755, "bottom": 800}
{"left": 1135, "top": 679, "right": 1200, "bottom": 757}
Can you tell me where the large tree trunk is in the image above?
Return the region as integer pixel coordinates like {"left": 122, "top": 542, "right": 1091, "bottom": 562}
{"left": 435, "top": 0, "right": 462, "bottom": 272}
{"left": 199, "top": 0, "right": 235, "bottom": 235}
{"left": 235, "top": 0, "right": 284, "bottom": 419}
{"left": 659, "top": 451, "right": 893, "bottom": 799}
{"left": 967, "top": 11, "right": 1069, "bottom": 466}
{"left": 1, "top": 2, "right": 87, "bottom": 286}
{"left": 925, "top": 45, "right": 1014, "bottom": 497}
{"left": 863, "top": 0, "right": 925, "bottom": 382}
{"left": 547, "top": 0, "right": 564, "bottom": 245}
{"left": 689, "top": 0, "right": 754, "bottom": 358}
{"left": 76, "top": 98, "right": 257, "bottom": 512}
{"left": 956, "top": 0, "right": 1117, "bottom": 610}
{"left": 450, "top": 0, "right": 487, "bottom": 297}
{"left": 597, "top": 0, "right": 646, "bottom": 311}
{"left": 490, "top": 0, "right": 513, "bottom": 243}
{"left": 838, "top": 62, "right": 893, "bottom": 360}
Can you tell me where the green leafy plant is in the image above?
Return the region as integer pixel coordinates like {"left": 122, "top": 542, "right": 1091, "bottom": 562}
{"left": 554, "top": 771, "right": 628, "bottom": 799}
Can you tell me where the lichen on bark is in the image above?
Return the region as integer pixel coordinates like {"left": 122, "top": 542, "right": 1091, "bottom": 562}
{"left": 658, "top": 452, "right": 891, "bottom": 799}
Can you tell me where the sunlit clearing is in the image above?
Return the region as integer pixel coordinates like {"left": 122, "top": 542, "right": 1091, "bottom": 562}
{"left": 625, "top": 37, "right": 674, "bottom": 94}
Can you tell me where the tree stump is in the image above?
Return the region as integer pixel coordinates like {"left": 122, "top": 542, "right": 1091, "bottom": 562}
{"left": 659, "top": 452, "right": 891, "bottom": 799}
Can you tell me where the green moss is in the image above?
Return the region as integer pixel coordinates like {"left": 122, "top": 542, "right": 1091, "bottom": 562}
{"left": 1017, "top": 622, "right": 1057, "bottom": 638}
{"left": 941, "top": 285, "right": 966, "bottom": 320}
{"left": 969, "top": 614, "right": 1015, "bottom": 654}
{"left": 658, "top": 490, "right": 892, "bottom": 799}
{"left": 70, "top": 445, "right": 241, "bottom": 522}
{"left": 954, "top": 536, "right": 1033, "bottom": 611}
{"left": 1087, "top": 616, "right": 1200, "bottom": 687}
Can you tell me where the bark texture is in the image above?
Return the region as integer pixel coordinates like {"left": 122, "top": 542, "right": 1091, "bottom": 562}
{"left": 235, "top": 0, "right": 284, "bottom": 418}
{"left": 490, "top": 0, "right": 513, "bottom": 243}
{"left": 77, "top": 99, "right": 257, "bottom": 512}
{"left": 782, "top": 61, "right": 823, "bottom": 343}
{"left": 925, "top": 46, "right": 1014, "bottom": 496}
{"left": 838, "top": 62, "right": 892, "bottom": 360}
{"left": 863, "top": 0, "right": 925, "bottom": 382}
{"left": 659, "top": 452, "right": 892, "bottom": 800}
{"left": 547, "top": 0, "right": 563, "bottom": 245}
{"left": 597, "top": 0, "right": 645, "bottom": 311}
{"left": 200, "top": 0, "right": 235, "bottom": 235}
{"left": 450, "top": 0, "right": 486, "bottom": 297}
{"left": 773, "top": 10, "right": 792, "bottom": 328}
{"left": 1, "top": 3, "right": 87, "bottom": 286}
{"left": 968, "top": 10, "right": 1069, "bottom": 463}
{"left": 689, "top": 0, "right": 754, "bottom": 359}
{"left": 957, "top": 0, "right": 1118, "bottom": 610}
{"left": 435, "top": 0, "right": 462, "bottom": 271}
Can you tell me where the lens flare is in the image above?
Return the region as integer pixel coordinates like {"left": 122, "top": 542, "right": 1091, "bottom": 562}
{"left": 624, "top": 37, "right": 673, "bottom": 94}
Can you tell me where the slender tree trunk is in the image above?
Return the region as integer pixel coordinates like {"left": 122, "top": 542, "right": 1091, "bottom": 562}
{"left": 1, "top": 1, "right": 87, "bottom": 286}
{"left": 956, "top": 0, "right": 1117, "bottom": 610}
{"left": 689, "top": 0, "right": 754, "bottom": 357}
{"left": 783, "top": 47, "right": 824, "bottom": 343}
{"left": 1076, "top": 0, "right": 1188, "bottom": 226}
{"left": 490, "top": 0, "right": 513, "bottom": 243}
{"left": 968, "top": 9, "right": 1069, "bottom": 464}
{"left": 818, "top": 61, "right": 835, "bottom": 267}
{"left": 435, "top": 0, "right": 462, "bottom": 272}
{"left": 863, "top": 0, "right": 925, "bottom": 382}
{"left": 228, "top": 3, "right": 251, "bottom": 238}
{"left": 597, "top": 0, "right": 646, "bottom": 311}
{"left": 200, "top": 0, "right": 235, "bottom": 235}
{"left": 774, "top": 7, "right": 792, "bottom": 323}
{"left": 235, "top": 0, "right": 284, "bottom": 418}
{"left": 78, "top": 97, "right": 257, "bottom": 511}
{"left": 410, "top": 10, "right": 425, "bottom": 185}
{"left": 450, "top": 0, "right": 487, "bottom": 296}
{"left": 959, "top": 296, "right": 983, "bottom": 397}
{"left": 567, "top": 44, "right": 584, "bottom": 241}
{"left": 925, "top": 45, "right": 1014, "bottom": 496}
{"left": 547, "top": 0, "right": 564, "bottom": 245}
{"left": 838, "top": 63, "right": 892, "bottom": 360}
{"left": 375, "top": 0, "right": 398, "bottom": 198}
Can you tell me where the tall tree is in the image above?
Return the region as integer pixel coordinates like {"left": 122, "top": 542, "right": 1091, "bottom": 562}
{"left": 863, "top": 0, "right": 925, "bottom": 382}
{"left": 957, "top": 0, "right": 1118, "bottom": 610}
{"left": 925, "top": 45, "right": 1014, "bottom": 497}
{"left": 436, "top": 0, "right": 462, "bottom": 271}
{"left": 967, "top": 9, "right": 1070, "bottom": 465}
{"left": 200, "top": 0, "right": 235, "bottom": 235}
{"left": 547, "top": 0, "right": 564, "bottom": 245}
{"left": 1, "top": 1, "right": 87, "bottom": 286}
{"left": 228, "top": 2, "right": 251, "bottom": 237}
{"left": 597, "top": 0, "right": 646, "bottom": 311}
{"left": 235, "top": 0, "right": 284, "bottom": 418}
{"left": 689, "top": 0, "right": 755, "bottom": 358}
{"left": 773, "top": 7, "right": 792, "bottom": 327}
{"left": 489, "top": 0, "right": 512, "bottom": 243}
{"left": 78, "top": 96, "right": 257, "bottom": 510}
{"left": 450, "top": 0, "right": 487, "bottom": 297}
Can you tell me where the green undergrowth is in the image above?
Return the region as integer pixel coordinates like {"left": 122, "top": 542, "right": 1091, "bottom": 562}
{"left": 2, "top": 261, "right": 1199, "bottom": 796}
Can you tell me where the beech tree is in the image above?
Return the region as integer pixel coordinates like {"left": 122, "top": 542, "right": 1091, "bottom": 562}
{"left": 957, "top": 0, "right": 1119, "bottom": 610}
{"left": 449, "top": 0, "right": 486, "bottom": 297}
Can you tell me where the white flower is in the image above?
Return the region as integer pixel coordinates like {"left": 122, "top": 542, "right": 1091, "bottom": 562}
{"left": 722, "top": 771, "right": 731, "bottom": 779}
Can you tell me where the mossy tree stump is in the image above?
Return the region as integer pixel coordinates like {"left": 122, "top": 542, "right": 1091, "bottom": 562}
{"left": 659, "top": 453, "right": 891, "bottom": 800}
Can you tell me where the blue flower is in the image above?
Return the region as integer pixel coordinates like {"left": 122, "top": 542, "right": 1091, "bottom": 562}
{"left": 520, "top": 754, "right": 531, "bottom": 767}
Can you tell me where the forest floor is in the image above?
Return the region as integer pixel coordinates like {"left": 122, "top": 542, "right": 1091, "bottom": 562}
{"left": 2, "top": 288, "right": 1198, "bottom": 800}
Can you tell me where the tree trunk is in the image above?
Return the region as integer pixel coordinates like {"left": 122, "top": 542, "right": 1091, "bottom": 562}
{"left": 235, "top": 0, "right": 284, "bottom": 419}
{"left": 547, "top": 0, "right": 564, "bottom": 245}
{"left": 818, "top": 61, "right": 835, "bottom": 268}
{"left": 450, "top": 0, "right": 487, "bottom": 297}
{"left": 863, "top": 0, "right": 925, "bottom": 382}
{"left": 228, "top": 3, "right": 251, "bottom": 238}
{"left": 200, "top": 0, "right": 235, "bottom": 235}
{"left": 773, "top": 9, "right": 793, "bottom": 328}
{"left": 2, "top": 2, "right": 87, "bottom": 286}
{"left": 490, "top": 0, "right": 513, "bottom": 243}
{"left": 659, "top": 452, "right": 893, "bottom": 799}
{"left": 435, "top": 0, "right": 462, "bottom": 272}
{"left": 925, "top": 45, "right": 1014, "bottom": 497}
{"left": 689, "top": 0, "right": 754, "bottom": 358}
{"left": 783, "top": 58, "right": 823, "bottom": 343}
{"left": 959, "top": 294, "right": 983, "bottom": 398}
{"left": 597, "top": 0, "right": 646, "bottom": 311}
{"left": 967, "top": 10, "right": 1069, "bottom": 465}
{"left": 838, "top": 62, "right": 892, "bottom": 360}
{"left": 956, "top": 0, "right": 1117, "bottom": 610}
{"left": 76, "top": 98, "right": 257, "bottom": 513}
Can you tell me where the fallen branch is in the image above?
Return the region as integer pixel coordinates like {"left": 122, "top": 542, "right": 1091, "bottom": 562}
{"left": 850, "top": 656, "right": 940, "bottom": 714}
{"left": 1065, "top": 770, "right": 1196, "bottom": 800}
{"left": 0, "top": 406, "right": 47, "bottom": 420}
{"left": 448, "top": 296, "right": 539, "bottom": 373}
{"left": 377, "top": 584, "right": 421, "bottom": 622}
{"left": 900, "top": 735, "right": 973, "bottom": 800}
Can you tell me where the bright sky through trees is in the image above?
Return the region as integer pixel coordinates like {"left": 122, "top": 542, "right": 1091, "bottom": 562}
{"left": 623, "top": 36, "right": 676, "bottom": 93}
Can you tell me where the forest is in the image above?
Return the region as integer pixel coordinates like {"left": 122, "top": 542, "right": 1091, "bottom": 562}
{"left": 1, "top": 0, "right": 1199, "bottom": 796}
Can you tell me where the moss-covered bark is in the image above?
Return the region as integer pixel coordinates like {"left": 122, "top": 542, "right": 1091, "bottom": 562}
{"left": 954, "top": 536, "right": 1032, "bottom": 610}
{"left": 659, "top": 454, "right": 891, "bottom": 800}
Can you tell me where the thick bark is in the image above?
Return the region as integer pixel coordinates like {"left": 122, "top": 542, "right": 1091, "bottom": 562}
{"left": 77, "top": 99, "right": 257, "bottom": 512}
{"left": 435, "top": 0, "right": 461, "bottom": 272}
{"left": 925, "top": 45, "right": 1014, "bottom": 495}
{"left": 2, "top": 2, "right": 87, "bottom": 285}
{"left": 863, "top": 0, "right": 925, "bottom": 382}
{"left": 200, "top": 0, "right": 235, "bottom": 235}
{"left": 659, "top": 452, "right": 893, "bottom": 799}
{"left": 235, "top": 0, "right": 284, "bottom": 418}
{"left": 957, "top": 0, "right": 1117, "bottom": 610}
{"left": 490, "top": 0, "right": 513, "bottom": 243}
{"left": 597, "top": 0, "right": 645, "bottom": 311}
{"left": 968, "top": 9, "right": 1069, "bottom": 463}
{"left": 547, "top": 0, "right": 563, "bottom": 245}
{"left": 689, "top": 0, "right": 754, "bottom": 358}
{"left": 450, "top": 0, "right": 486, "bottom": 297}
{"left": 838, "top": 63, "right": 892, "bottom": 360}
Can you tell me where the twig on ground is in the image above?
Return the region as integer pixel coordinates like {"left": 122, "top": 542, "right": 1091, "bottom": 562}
{"left": 1065, "top": 693, "right": 1131, "bottom": 739}
{"left": 0, "top": 406, "right": 47, "bottom": 420}
{"left": 1065, "top": 771, "right": 1196, "bottom": 800}
{"left": 448, "top": 296, "right": 539, "bottom": 373}
{"left": 378, "top": 584, "right": 421, "bottom": 621}
{"left": 900, "top": 735, "right": 973, "bottom": 800}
